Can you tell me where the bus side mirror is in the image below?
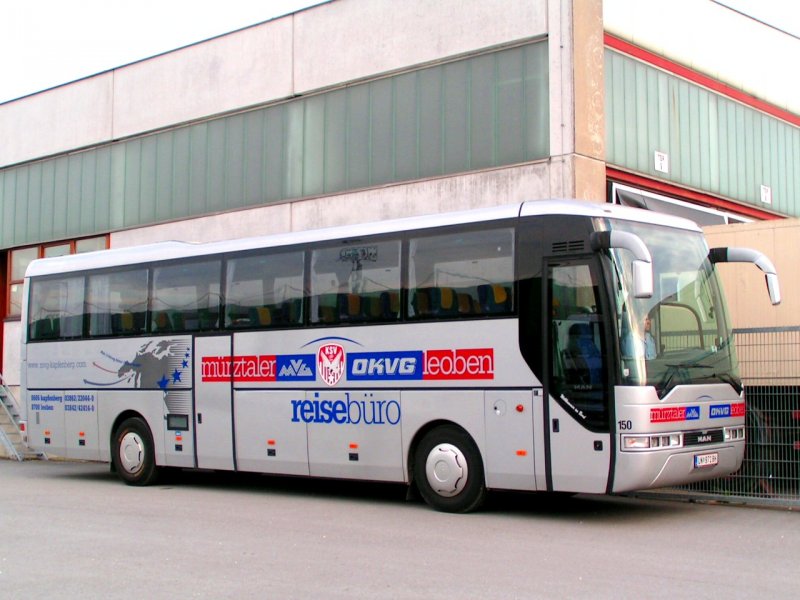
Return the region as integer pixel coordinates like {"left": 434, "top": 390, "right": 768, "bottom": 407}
{"left": 766, "top": 273, "right": 781, "bottom": 306}
{"left": 591, "top": 231, "right": 653, "bottom": 299}
{"left": 709, "top": 247, "right": 781, "bottom": 306}
{"left": 632, "top": 260, "right": 653, "bottom": 299}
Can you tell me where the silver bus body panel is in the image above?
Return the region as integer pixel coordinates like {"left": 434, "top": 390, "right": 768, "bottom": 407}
{"left": 194, "top": 335, "right": 235, "bottom": 471}
{"left": 548, "top": 399, "right": 612, "bottom": 493}
{"left": 612, "top": 384, "right": 745, "bottom": 492}
{"left": 25, "top": 320, "right": 545, "bottom": 489}
{"left": 234, "top": 390, "right": 310, "bottom": 476}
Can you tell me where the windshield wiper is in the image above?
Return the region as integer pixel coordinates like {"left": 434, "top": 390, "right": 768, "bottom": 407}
{"left": 691, "top": 371, "right": 741, "bottom": 388}
{"left": 656, "top": 362, "right": 711, "bottom": 393}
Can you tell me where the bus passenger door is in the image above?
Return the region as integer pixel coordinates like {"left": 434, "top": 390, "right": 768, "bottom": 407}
{"left": 545, "top": 259, "right": 611, "bottom": 494}
{"left": 194, "top": 336, "right": 235, "bottom": 470}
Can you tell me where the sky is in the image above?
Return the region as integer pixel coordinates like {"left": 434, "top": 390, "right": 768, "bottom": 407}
{"left": 0, "top": 0, "right": 797, "bottom": 105}
{"left": 0, "top": 0, "right": 325, "bottom": 103}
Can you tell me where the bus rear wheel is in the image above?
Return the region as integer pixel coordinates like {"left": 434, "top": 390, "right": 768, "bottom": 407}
{"left": 112, "top": 417, "right": 159, "bottom": 486}
{"left": 414, "top": 426, "right": 486, "bottom": 513}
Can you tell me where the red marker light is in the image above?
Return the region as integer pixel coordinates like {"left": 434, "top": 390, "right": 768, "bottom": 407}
{"left": 516, "top": 450, "right": 528, "bottom": 456}
{"left": 516, "top": 404, "right": 524, "bottom": 413}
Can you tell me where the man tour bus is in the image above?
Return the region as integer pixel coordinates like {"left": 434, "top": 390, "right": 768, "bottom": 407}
{"left": 21, "top": 200, "right": 780, "bottom": 512}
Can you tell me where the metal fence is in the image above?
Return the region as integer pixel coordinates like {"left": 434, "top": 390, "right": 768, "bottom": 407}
{"left": 676, "top": 327, "right": 800, "bottom": 507}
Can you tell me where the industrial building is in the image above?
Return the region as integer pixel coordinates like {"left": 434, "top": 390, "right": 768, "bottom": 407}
{"left": 1, "top": 0, "right": 798, "bottom": 488}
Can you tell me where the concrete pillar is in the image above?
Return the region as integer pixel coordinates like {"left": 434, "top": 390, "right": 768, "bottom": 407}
{"left": 548, "top": 0, "right": 606, "bottom": 202}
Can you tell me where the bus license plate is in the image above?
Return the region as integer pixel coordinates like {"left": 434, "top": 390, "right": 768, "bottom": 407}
{"left": 694, "top": 452, "right": 719, "bottom": 468}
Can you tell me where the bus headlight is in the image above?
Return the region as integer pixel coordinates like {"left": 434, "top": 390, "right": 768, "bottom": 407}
{"left": 622, "top": 433, "right": 682, "bottom": 451}
{"left": 724, "top": 426, "right": 745, "bottom": 441}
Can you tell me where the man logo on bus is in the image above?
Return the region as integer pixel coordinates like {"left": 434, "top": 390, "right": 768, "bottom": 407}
{"left": 318, "top": 343, "right": 345, "bottom": 386}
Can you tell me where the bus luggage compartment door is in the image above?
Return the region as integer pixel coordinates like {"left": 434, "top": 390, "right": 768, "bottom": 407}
{"left": 234, "top": 389, "right": 309, "bottom": 476}
{"left": 306, "top": 390, "right": 404, "bottom": 482}
{"left": 27, "top": 391, "right": 66, "bottom": 456}
{"left": 484, "top": 390, "right": 537, "bottom": 491}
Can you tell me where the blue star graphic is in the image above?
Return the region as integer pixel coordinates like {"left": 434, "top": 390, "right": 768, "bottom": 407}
{"left": 182, "top": 360, "right": 189, "bottom": 368}
{"left": 172, "top": 369, "right": 182, "bottom": 383}
{"left": 157, "top": 375, "right": 170, "bottom": 390}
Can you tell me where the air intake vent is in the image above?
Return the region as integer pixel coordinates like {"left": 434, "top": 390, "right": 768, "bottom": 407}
{"left": 552, "top": 240, "right": 585, "bottom": 254}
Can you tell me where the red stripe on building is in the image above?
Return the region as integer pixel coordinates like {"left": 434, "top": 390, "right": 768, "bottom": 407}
{"left": 605, "top": 33, "right": 800, "bottom": 128}
{"left": 607, "top": 167, "right": 782, "bottom": 221}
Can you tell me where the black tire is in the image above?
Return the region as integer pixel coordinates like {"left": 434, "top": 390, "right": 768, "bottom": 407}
{"left": 414, "top": 425, "right": 486, "bottom": 513}
{"left": 112, "top": 417, "right": 160, "bottom": 486}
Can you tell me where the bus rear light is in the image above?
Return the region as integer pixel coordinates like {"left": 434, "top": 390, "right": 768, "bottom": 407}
{"left": 723, "top": 426, "right": 745, "bottom": 441}
{"left": 622, "top": 433, "right": 682, "bottom": 451}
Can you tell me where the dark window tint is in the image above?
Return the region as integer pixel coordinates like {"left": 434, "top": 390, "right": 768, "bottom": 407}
{"left": 548, "top": 261, "right": 608, "bottom": 431}
{"left": 310, "top": 240, "right": 401, "bottom": 325}
{"left": 87, "top": 269, "right": 148, "bottom": 336}
{"left": 151, "top": 260, "right": 221, "bottom": 332}
{"left": 28, "top": 277, "right": 84, "bottom": 340}
{"left": 225, "top": 250, "right": 304, "bottom": 329}
{"left": 408, "top": 227, "right": 514, "bottom": 319}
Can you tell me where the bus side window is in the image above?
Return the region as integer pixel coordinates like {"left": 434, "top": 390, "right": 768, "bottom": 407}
{"left": 310, "top": 239, "right": 401, "bottom": 325}
{"left": 151, "top": 260, "right": 222, "bottom": 334}
{"left": 88, "top": 269, "right": 148, "bottom": 336}
{"left": 408, "top": 227, "right": 514, "bottom": 319}
{"left": 225, "top": 250, "right": 304, "bottom": 329}
{"left": 29, "top": 277, "right": 84, "bottom": 341}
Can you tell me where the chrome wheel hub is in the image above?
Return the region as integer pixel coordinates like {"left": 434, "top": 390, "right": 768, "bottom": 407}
{"left": 425, "top": 443, "right": 468, "bottom": 497}
{"left": 119, "top": 432, "right": 145, "bottom": 474}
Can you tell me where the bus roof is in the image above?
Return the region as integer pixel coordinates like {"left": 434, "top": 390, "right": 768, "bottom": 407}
{"left": 25, "top": 199, "right": 701, "bottom": 278}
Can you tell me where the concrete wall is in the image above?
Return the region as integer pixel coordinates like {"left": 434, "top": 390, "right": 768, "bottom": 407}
{"left": 0, "top": 0, "right": 549, "bottom": 169}
{"left": 110, "top": 162, "right": 554, "bottom": 247}
{"left": 293, "top": 0, "right": 547, "bottom": 93}
{"left": 2, "top": 0, "right": 608, "bottom": 386}
{"left": 0, "top": 75, "right": 114, "bottom": 169}
{"left": 605, "top": 0, "right": 800, "bottom": 115}
{"left": 545, "top": 0, "right": 605, "bottom": 203}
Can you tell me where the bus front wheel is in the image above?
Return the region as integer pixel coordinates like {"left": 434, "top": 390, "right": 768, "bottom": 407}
{"left": 414, "top": 426, "right": 486, "bottom": 513}
{"left": 112, "top": 417, "right": 159, "bottom": 486}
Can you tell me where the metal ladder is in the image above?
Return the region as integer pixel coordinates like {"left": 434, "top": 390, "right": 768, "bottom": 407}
{"left": 0, "top": 373, "right": 37, "bottom": 461}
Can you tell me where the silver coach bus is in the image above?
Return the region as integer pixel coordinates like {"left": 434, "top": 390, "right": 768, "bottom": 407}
{"left": 21, "top": 200, "right": 780, "bottom": 512}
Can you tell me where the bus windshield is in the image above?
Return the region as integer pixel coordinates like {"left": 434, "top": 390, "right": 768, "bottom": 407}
{"left": 602, "top": 219, "right": 740, "bottom": 397}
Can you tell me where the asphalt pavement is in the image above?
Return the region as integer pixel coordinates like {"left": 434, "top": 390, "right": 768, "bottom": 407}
{"left": 1, "top": 459, "right": 797, "bottom": 599}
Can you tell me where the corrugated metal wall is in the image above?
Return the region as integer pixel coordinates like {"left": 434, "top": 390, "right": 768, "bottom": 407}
{"left": 605, "top": 49, "right": 800, "bottom": 217}
{"left": 0, "top": 41, "right": 549, "bottom": 250}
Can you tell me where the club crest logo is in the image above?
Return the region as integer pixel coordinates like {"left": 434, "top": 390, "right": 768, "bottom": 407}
{"left": 318, "top": 343, "right": 345, "bottom": 386}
